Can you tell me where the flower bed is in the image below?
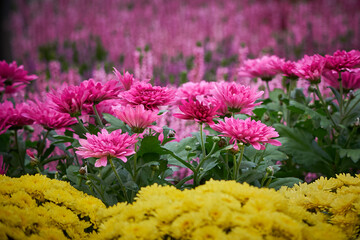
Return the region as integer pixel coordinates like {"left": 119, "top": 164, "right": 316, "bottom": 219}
{"left": 1, "top": 174, "right": 359, "bottom": 239}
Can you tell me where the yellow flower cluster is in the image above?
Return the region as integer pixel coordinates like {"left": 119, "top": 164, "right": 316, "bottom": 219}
{"left": 280, "top": 173, "right": 360, "bottom": 239}
{"left": 1, "top": 174, "right": 360, "bottom": 239}
{"left": 0, "top": 174, "right": 105, "bottom": 240}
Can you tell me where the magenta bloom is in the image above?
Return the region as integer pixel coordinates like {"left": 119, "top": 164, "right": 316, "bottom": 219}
{"left": 210, "top": 117, "right": 281, "bottom": 150}
{"left": 173, "top": 98, "right": 219, "bottom": 124}
{"left": 80, "top": 78, "right": 122, "bottom": 104}
{"left": 76, "top": 129, "right": 138, "bottom": 167}
{"left": 113, "top": 104, "right": 162, "bottom": 133}
{"left": 0, "top": 61, "right": 37, "bottom": 94}
{"left": 325, "top": 50, "right": 360, "bottom": 72}
{"left": 175, "top": 81, "right": 215, "bottom": 104}
{"left": 279, "top": 60, "right": 300, "bottom": 80}
{"left": 113, "top": 68, "right": 136, "bottom": 91}
{"left": 119, "top": 82, "right": 176, "bottom": 110}
{"left": 212, "top": 82, "right": 263, "bottom": 115}
{"left": 0, "top": 101, "right": 34, "bottom": 134}
{"left": 322, "top": 69, "right": 360, "bottom": 91}
{"left": 23, "top": 99, "right": 76, "bottom": 130}
{"left": 238, "top": 55, "right": 284, "bottom": 81}
{"left": 48, "top": 85, "right": 89, "bottom": 117}
{"left": 295, "top": 54, "right": 325, "bottom": 84}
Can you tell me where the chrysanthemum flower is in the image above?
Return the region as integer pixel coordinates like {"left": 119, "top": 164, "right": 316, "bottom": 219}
{"left": 322, "top": 69, "right": 360, "bottom": 91}
{"left": 279, "top": 60, "right": 300, "bottom": 80}
{"left": 47, "top": 85, "right": 89, "bottom": 117}
{"left": 175, "top": 81, "right": 215, "bottom": 104}
{"left": 0, "top": 101, "right": 34, "bottom": 134}
{"left": 212, "top": 82, "right": 263, "bottom": 115}
{"left": 76, "top": 129, "right": 138, "bottom": 167}
{"left": 113, "top": 104, "right": 162, "bottom": 133}
{"left": 295, "top": 54, "right": 325, "bottom": 84}
{"left": 23, "top": 99, "right": 76, "bottom": 130}
{"left": 210, "top": 117, "right": 281, "bottom": 150}
{"left": 113, "top": 68, "right": 143, "bottom": 90}
{"left": 0, "top": 61, "right": 37, "bottom": 94}
{"left": 325, "top": 50, "right": 360, "bottom": 72}
{"left": 173, "top": 98, "right": 219, "bottom": 124}
{"left": 80, "top": 78, "right": 122, "bottom": 104}
{"left": 119, "top": 82, "right": 176, "bottom": 110}
{"left": 238, "top": 55, "right": 284, "bottom": 81}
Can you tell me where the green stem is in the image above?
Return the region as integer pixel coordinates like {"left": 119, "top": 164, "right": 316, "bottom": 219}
{"left": 193, "top": 141, "right": 217, "bottom": 187}
{"left": 88, "top": 177, "right": 107, "bottom": 206}
{"left": 75, "top": 116, "right": 90, "bottom": 133}
{"left": 38, "top": 130, "right": 50, "bottom": 159}
{"left": 109, "top": 157, "right": 129, "bottom": 202}
{"left": 232, "top": 153, "right": 237, "bottom": 180}
{"left": 199, "top": 123, "right": 206, "bottom": 158}
{"left": 92, "top": 104, "right": 104, "bottom": 128}
{"left": 14, "top": 129, "right": 25, "bottom": 172}
{"left": 234, "top": 144, "right": 245, "bottom": 181}
{"left": 133, "top": 142, "right": 138, "bottom": 181}
{"left": 260, "top": 172, "right": 269, "bottom": 187}
{"left": 344, "top": 126, "right": 358, "bottom": 148}
{"left": 315, "top": 84, "right": 338, "bottom": 131}
{"left": 265, "top": 81, "right": 271, "bottom": 96}
{"left": 286, "top": 81, "right": 291, "bottom": 126}
{"left": 338, "top": 72, "right": 344, "bottom": 118}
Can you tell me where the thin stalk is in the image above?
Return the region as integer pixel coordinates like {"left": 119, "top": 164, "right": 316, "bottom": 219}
{"left": 315, "top": 84, "right": 338, "bottom": 131}
{"left": 344, "top": 126, "right": 358, "bottom": 148}
{"left": 75, "top": 116, "right": 90, "bottom": 133}
{"left": 232, "top": 153, "right": 237, "bottom": 180}
{"left": 133, "top": 142, "right": 138, "bottom": 181}
{"left": 38, "top": 130, "right": 50, "bottom": 159}
{"left": 193, "top": 141, "right": 217, "bottom": 186}
{"left": 199, "top": 123, "right": 206, "bottom": 158}
{"left": 88, "top": 177, "right": 107, "bottom": 206}
{"left": 92, "top": 104, "right": 104, "bottom": 128}
{"left": 109, "top": 157, "right": 129, "bottom": 202}
{"left": 260, "top": 172, "right": 269, "bottom": 187}
{"left": 234, "top": 144, "right": 245, "bottom": 181}
{"left": 14, "top": 129, "right": 25, "bottom": 172}
{"left": 286, "top": 82, "right": 291, "bottom": 126}
{"left": 338, "top": 72, "right": 344, "bottom": 117}
{"left": 343, "top": 96, "right": 360, "bottom": 119}
{"left": 265, "top": 81, "right": 271, "bottom": 96}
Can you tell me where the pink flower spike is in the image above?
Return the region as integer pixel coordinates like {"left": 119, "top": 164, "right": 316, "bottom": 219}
{"left": 212, "top": 82, "right": 263, "bottom": 115}
{"left": 295, "top": 54, "right": 325, "bottom": 84}
{"left": 80, "top": 78, "right": 122, "bottom": 104}
{"left": 325, "top": 50, "right": 360, "bottom": 72}
{"left": 173, "top": 98, "right": 219, "bottom": 125}
{"left": 76, "top": 129, "right": 138, "bottom": 167}
{"left": 210, "top": 117, "right": 281, "bottom": 150}
{"left": 113, "top": 104, "right": 162, "bottom": 133}
{"left": 119, "top": 82, "right": 176, "bottom": 110}
{"left": 0, "top": 60, "right": 37, "bottom": 94}
{"left": 47, "top": 85, "right": 89, "bottom": 117}
{"left": 113, "top": 68, "right": 135, "bottom": 90}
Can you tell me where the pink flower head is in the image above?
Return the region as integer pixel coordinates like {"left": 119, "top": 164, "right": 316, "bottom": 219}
{"left": 325, "top": 50, "right": 360, "bottom": 72}
{"left": 210, "top": 117, "right": 281, "bottom": 150}
{"left": 322, "top": 69, "right": 360, "bottom": 91}
{"left": 0, "top": 101, "right": 34, "bottom": 134}
{"left": 23, "top": 99, "right": 76, "bottom": 130}
{"left": 279, "top": 60, "right": 300, "bottom": 80}
{"left": 119, "top": 82, "right": 176, "bottom": 110}
{"left": 48, "top": 85, "right": 89, "bottom": 117}
{"left": 212, "top": 82, "right": 263, "bottom": 115}
{"left": 175, "top": 81, "right": 216, "bottom": 104}
{"left": 0, "top": 60, "right": 37, "bottom": 94}
{"left": 173, "top": 98, "right": 219, "bottom": 124}
{"left": 296, "top": 54, "right": 325, "bottom": 84}
{"left": 238, "top": 55, "right": 284, "bottom": 81}
{"left": 113, "top": 68, "right": 136, "bottom": 91}
{"left": 76, "top": 129, "right": 138, "bottom": 167}
{"left": 80, "top": 78, "right": 122, "bottom": 104}
{"left": 113, "top": 104, "right": 162, "bottom": 133}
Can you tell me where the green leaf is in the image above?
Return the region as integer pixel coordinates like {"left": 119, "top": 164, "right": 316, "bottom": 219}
{"left": 163, "top": 137, "right": 197, "bottom": 170}
{"left": 289, "top": 100, "right": 332, "bottom": 128}
{"left": 339, "top": 149, "right": 360, "bottom": 163}
{"left": 66, "top": 165, "right": 80, "bottom": 184}
{"left": 103, "top": 113, "right": 129, "bottom": 133}
{"left": 137, "top": 136, "right": 169, "bottom": 157}
{"left": 253, "top": 107, "right": 267, "bottom": 118}
{"left": 268, "top": 177, "right": 302, "bottom": 190}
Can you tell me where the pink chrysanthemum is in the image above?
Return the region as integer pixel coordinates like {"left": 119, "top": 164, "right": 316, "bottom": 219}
{"left": 325, "top": 50, "right": 360, "bottom": 72}
{"left": 113, "top": 68, "right": 136, "bottom": 91}
{"left": 322, "top": 69, "right": 360, "bottom": 91}
{"left": 80, "top": 78, "right": 122, "bottom": 104}
{"left": 119, "top": 82, "right": 176, "bottom": 110}
{"left": 0, "top": 101, "right": 34, "bottom": 134}
{"left": 212, "top": 82, "right": 263, "bottom": 115}
{"left": 295, "top": 54, "right": 325, "bottom": 84}
{"left": 173, "top": 98, "right": 219, "bottom": 124}
{"left": 238, "top": 55, "right": 284, "bottom": 81}
{"left": 48, "top": 85, "right": 89, "bottom": 117}
{"left": 279, "top": 60, "right": 300, "bottom": 80}
{"left": 175, "top": 81, "right": 216, "bottom": 104}
{"left": 76, "top": 129, "right": 138, "bottom": 167}
{"left": 210, "top": 117, "right": 281, "bottom": 150}
{"left": 0, "top": 61, "right": 37, "bottom": 94}
{"left": 23, "top": 99, "right": 76, "bottom": 130}
{"left": 113, "top": 104, "right": 162, "bottom": 133}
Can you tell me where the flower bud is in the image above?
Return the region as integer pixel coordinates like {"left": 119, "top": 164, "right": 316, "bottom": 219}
{"left": 85, "top": 180, "right": 92, "bottom": 185}
{"left": 217, "top": 138, "right": 227, "bottom": 148}
{"left": 327, "top": 105, "right": 333, "bottom": 114}
{"left": 229, "top": 144, "right": 239, "bottom": 154}
{"left": 62, "top": 175, "right": 68, "bottom": 180}
{"left": 30, "top": 158, "right": 39, "bottom": 167}
{"left": 168, "top": 131, "right": 175, "bottom": 138}
{"left": 151, "top": 165, "right": 160, "bottom": 171}
{"left": 79, "top": 166, "right": 87, "bottom": 175}
{"left": 266, "top": 166, "right": 274, "bottom": 175}
{"left": 263, "top": 114, "right": 270, "bottom": 121}
{"left": 348, "top": 90, "right": 355, "bottom": 100}
{"left": 212, "top": 136, "right": 220, "bottom": 142}
{"left": 355, "top": 118, "right": 360, "bottom": 127}
{"left": 185, "top": 145, "right": 192, "bottom": 151}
